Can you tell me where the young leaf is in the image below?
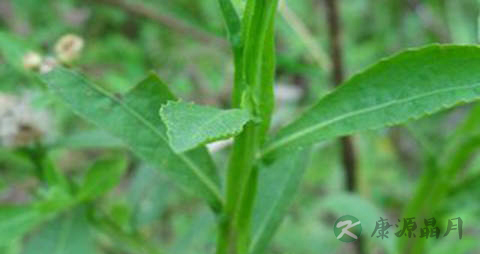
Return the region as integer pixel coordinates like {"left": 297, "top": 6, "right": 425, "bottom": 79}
{"left": 160, "top": 101, "right": 252, "bottom": 153}
{"left": 263, "top": 45, "right": 480, "bottom": 157}
{"left": 249, "top": 148, "right": 310, "bottom": 254}
{"left": 41, "top": 69, "right": 223, "bottom": 211}
{"left": 0, "top": 206, "right": 42, "bottom": 246}
{"left": 42, "top": 155, "right": 69, "bottom": 193}
{"left": 217, "top": 0, "right": 244, "bottom": 107}
{"left": 22, "top": 208, "right": 96, "bottom": 254}
{"left": 77, "top": 156, "right": 127, "bottom": 201}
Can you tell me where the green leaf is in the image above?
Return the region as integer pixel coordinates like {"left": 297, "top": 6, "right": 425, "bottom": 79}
{"left": 77, "top": 156, "right": 127, "bottom": 201}
{"left": 52, "top": 129, "right": 124, "bottom": 149}
{"left": 249, "top": 148, "right": 310, "bottom": 254}
{"left": 0, "top": 206, "right": 42, "bottom": 246}
{"left": 217, "top": 0, "right": 244, "bottom": 107}
{"left": 169, "top": 209, "right": 216, "bottom": 254}
{"left": 41, "top": 69, "right": 223, "bottom": 211}
{"left": 160, "top": 101, "right": 252, "bottom": 153}
{"left": 42, "top": 155, "right": 69, "bottom": 193}
{"left": 0, "top": 32, "right": 30, "bottom": 71}
{"left": 263, "top": 45, "right": 480, "bottom": 156}
{"left": 318, "top": 193, "right": 395, "bottom": 254}
{"left": 128, "top": 166, "right": 171, "bottom": 229}
{"left": 22, "top": 208, "right": 97, "bottom": 254}
{"left": 218, "top": 0, "right": 242, "bottom": 48}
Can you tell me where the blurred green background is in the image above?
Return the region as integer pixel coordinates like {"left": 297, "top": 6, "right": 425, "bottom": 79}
{"left": 0, "top": 0, "right": 479, "bottom": 253}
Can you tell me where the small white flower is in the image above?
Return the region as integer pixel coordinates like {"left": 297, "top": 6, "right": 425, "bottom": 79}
{"left": 54, "top": 34, "right": 84, "bottom": 63}
{"left": 22, "top": 51, "right": 43, "bottom": 70}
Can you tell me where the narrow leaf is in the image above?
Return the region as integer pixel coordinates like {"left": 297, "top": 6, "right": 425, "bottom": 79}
{"left": 0, "top": 206, "right": 41, "bottom": 246}
{"left": 263, "top": 45, "right": 480, "bottom": 156}
{"left": 160, "top": 101, "right": 252, "bottom": 153}
{"left": 217, "top": 0, "right": 244, "bottom": 107}
{"left": 249, "top": 148, "right": 310, "bottom": 254}
{"left": 42, "top": 154, "right": 69, "bottom": 192}
{"left": 77, "top": 156, "right": 127, "bottom": 201}
{"left": 22, "top": 208, "right": 96, "bottom": 254}
{"left": 41, "top": 69, "right": 223, "bottom": 211}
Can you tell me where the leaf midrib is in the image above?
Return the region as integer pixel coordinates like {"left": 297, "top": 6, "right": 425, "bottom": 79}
{"left": 263, "top": 82, "right": 480, "bottom": 155}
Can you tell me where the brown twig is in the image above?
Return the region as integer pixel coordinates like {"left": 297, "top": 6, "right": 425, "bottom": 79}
{"left": 325, "top": 0, "right": 357, "bottom": 192}
{"left": 94, "top": 0, "right": 228, "bottom": 48}
{"left": 325, "top": 0, "right": 363, "bottom": 253}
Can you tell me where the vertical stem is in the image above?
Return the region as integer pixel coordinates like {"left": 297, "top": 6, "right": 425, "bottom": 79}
{"left": 325, "top": 0, "right": 363, "bottom": 253}
{"left": 325, "top": 0, "right": 358, "bottom": 193}
{"left": 223, "top": 123, "right": 257, "bottom": 253}
{"left": 217, "top": 1, "right": 279, "bottom": 252}
{"left": 216, "top": 1, "right": 247, "bottom": 252}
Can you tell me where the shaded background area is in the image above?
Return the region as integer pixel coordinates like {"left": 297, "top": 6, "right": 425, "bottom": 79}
{"left": 0, "top": 0, "right": 479, "bottom": 253}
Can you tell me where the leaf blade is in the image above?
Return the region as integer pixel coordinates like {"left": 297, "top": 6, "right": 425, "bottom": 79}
{"left": 160, "top": 101, "right": 252, "bottom": 153}
{"left": 217, "top": 0, "right": 244, "bottom": 107}
{"left": 263, "top": 45, "right": 480, "bottom": 156}
{"left": 249, "top": 148, "right": 310, "bottom": 254}
{"left": 41, "top": 69, "right": 223, "bottom": 211}
{"left": 0, "top": 206, "right": 42, "bottom": 246}
{"left": 22, "top": 208, "right": 96, "bottom": 254}
{"left": 78, "top": 156, "right": 127, "bottom": 201}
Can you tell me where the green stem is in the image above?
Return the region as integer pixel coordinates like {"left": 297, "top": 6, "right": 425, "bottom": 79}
{"left": 222, "top": 123, "right": 258, "bottom": 253}
{"left": 216, "top": 1, "right": 279, "bottom": 252}
{"left": 235, "top": 167, "right": 258, "bottom": 254}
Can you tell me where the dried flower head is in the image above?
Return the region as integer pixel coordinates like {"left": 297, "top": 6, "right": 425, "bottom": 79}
{"left": 22, "top": 51, "right": 43, "bottom": 70}
{"left": 54, "top": 34, "right": 84, "bottom": 63}
{"left": 0, "top": 93, "right": 51, "bottom": 147}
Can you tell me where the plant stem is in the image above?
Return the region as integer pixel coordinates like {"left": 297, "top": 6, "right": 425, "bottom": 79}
{"left": 325, "top": 0, "right": 363, "bottom": 253}
{"left": 217, "top": 1, "right": 278, "bottom": 252}
{"left": 325, "top": 0, "right": 358, "bottom": 194}
{"left": 216, "top": 1, "right": 252, "bottom": 252}
{"left": 222, "top": 123, "right": 258, "bottom": 253}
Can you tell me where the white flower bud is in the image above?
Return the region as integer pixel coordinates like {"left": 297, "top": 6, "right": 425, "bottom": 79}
{"left": 22, "top": 51, "right": 43, "bottom": 70}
